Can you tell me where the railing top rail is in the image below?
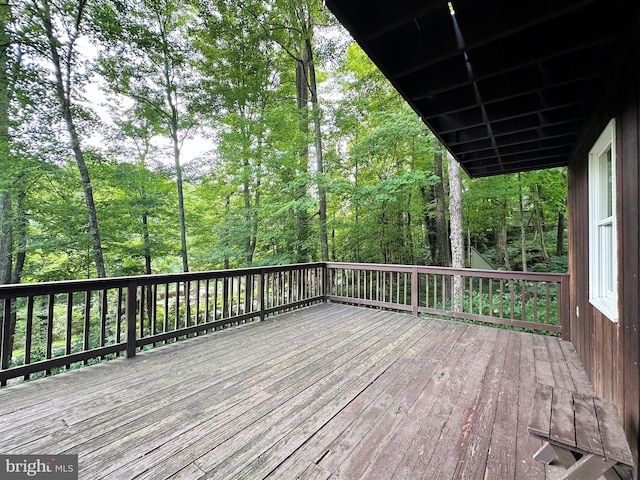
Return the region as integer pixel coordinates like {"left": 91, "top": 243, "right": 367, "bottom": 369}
{"left": 0, "top": 261, "right": 567, "bottom": 299}
{"left": 326, "top": 262, "right": 568, "bottom": 282}
{"left": 0, "top": 262, "right": 325, "bottom": 298}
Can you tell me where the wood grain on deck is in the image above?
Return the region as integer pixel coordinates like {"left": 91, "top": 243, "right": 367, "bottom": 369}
{"left": 0, "top": 303, "right": 594, "bottom": 480}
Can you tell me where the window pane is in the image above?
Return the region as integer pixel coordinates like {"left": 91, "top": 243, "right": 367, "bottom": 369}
{"left": 606, "top": 148, "right": 613, "bottom": 217}
{"left": 599, "top": 223, "right": 613, "bottom": 295}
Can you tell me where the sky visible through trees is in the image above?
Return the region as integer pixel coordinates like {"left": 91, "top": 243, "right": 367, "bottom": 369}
{"left": 0, "top": 0, "right": 567, "bottom": 286}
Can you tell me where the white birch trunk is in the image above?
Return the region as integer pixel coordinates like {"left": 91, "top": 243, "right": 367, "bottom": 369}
{"left": 447, "top": 152, "right": 464, "bottom": 312}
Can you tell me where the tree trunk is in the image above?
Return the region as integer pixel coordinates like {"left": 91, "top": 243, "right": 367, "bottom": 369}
{"left": 0, "top": 3, "right": 14, "bottom": 372}
{"left": 294, "top": 48, "right": 310, "bottom": 263}
{"left": 242, "top": 126, "right": 260, "bottom": 266}
{"left": 406, "top": 205, "right": 414, "bottom": 264}
{"left": 0, "top": 192, "right": 13, "bottom": 371}
{"left": 556, "top": 210, "right": 565, "bottom": 256}
{"left": 141, "top": 201, "right": 152, "bottom": 275}
{"left": 354, "top": 156, "right": 361, "bottom": 263}
{"left": 243, "top": 159, "right": 254, "bottom": 265}
{"left": 434, "top": 141, "right": 451, "bottom": 266}
{"left": 331, "top": 227, "right": 335, "bottom": 261}
{"left": 305, "top": 34, "right": 329, "bottom": 262}
{"left": 42, "top": 0, "right": 106, "bottom": 278}
{"left": 380, "top": 205, "right": 387, "bottom": 263}
{"left": 167, "top": 94, "right": 189, "bottom": 272}
{"left": 141, "top": 192, "right": 154, "bottom": 325}
{"left": 11, "top": 191, "right": 26, "bottom": 285}
{"left": 0, "top": 2, "right": 11, "bottom": 286}
{"left": 447, "top": 152, "right": 464, "bottom": 312}
{"left": 0, "top": 192, "right": 10, "bottom": 285}
{"left": 497, "top": 213, "right": 511, "bottom": 270}
{"left": 533, "top": 184, "right": 550, "bottom": 263}
{"left": 518, "top": 173, "right": 527, "bottom": 272}
{"left": 420, "top": 186, "right": 437, "bottom": 263}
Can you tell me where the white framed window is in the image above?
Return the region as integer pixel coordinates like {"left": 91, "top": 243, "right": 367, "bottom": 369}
{"left": 588, "top": 119, "right": 617, "bottom": 322}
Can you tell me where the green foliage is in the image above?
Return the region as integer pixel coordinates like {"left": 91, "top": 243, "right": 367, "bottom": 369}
{"left": 2, "top": 2, "right": 569, "bottom": 285}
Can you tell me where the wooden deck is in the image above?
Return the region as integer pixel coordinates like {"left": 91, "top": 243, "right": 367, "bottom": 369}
{"left": 0, "top": 303, "right": 595, "bottom": 480}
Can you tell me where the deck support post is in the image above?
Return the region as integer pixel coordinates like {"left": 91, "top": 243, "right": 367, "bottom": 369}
{"left": 126, "top": 281, "right": 137, "bottom": 358}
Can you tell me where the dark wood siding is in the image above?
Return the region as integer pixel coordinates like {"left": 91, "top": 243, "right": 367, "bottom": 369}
{"left": 567, "top": 50, "right": 640, "bottom": 475}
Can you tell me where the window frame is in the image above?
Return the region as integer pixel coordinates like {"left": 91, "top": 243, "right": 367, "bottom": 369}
{"left": 588, "top": 119, "right": 618, "bottom": 322}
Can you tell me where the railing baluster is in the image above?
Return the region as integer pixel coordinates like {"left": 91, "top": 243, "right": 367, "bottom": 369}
{"left": 66, "top": 293, "right": 73, "bottom": 365}
{"left": 286, "top": 270, "right": 290, "bottom": 306}
{"left": 213, "top": 278, "right": 219, "bottom": 322}
{"left": 117, "top": 287, "right": 123, "bottom": 353}
{"left": 231, "top": 275, "right": 235, "bottom": 318}
{"left": 258, "top": 272, "right": 265, "bottom": 321}
{"left": 479, "top": 278, "right": 483, "bottom": 316}
{"left": 416, "top": 268, "right": 420, "bottom": 317}
{"left": 350, "top": 269, "right": 354, "bottom": 298}
{"left": 394, "top": 272, "right": 398, "bottom": 304}
{"left": 521, "top": 280, "right": 526, "bottom": 322}
{"left": 83, "top": 291, "right": 91, "bottom": 365}
{"left": 1, "top": 297, "right": 12, "bottom": 379}
{"left": 533, "top": 282, "right": 538, "bottom": 324}
{"left": 163, "top": 283, "right": 169, "bottom": 338}
{"left": 175, "top": 281, "right": 180, "bottom": 330}
{"left": 46, "top": 294, "right": 54, "bottom": 371}
{"left": 139, "top": 285, "right": 145, "bottom": 339}
{"left": 404, "top": 272, "right": 408, "bottom": 306}
{"left": 499, "top": 280, "right": 505, "bottom": 318}
{"left": 205, "top": 279, "right": 210, "bottom": 326}
{"left": 545, "top": 282, "right": 551, "bottom": 324}
{"left": 185, "top": 280, "right": 191, "bottom": 329}
{"left": 100, "top": 289, "right": 108, "bottom": 359}
{"left": 25, "top": 296, "right": 34, "bottom": 378}
{"left": 509, "top": 279, "right": 515, "bottom": 319}
{"left": 425, "top": 273, "right": 429, "bottom": 309}
{"left": 151, "top": 284, "right": 157, "bottom": 337}
{"left": 195, "top": 279, "right": 201, "bottom": 328}
{"left": 488, "top": 279, "right": 493, "bottom": 317}
{"left": 433, "top": 275, "right": 437, "bottom": 308}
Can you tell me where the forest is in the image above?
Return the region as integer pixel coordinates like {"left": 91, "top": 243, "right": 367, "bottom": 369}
{"left": 0, "top": 0, "right": 568, "bottom": 287}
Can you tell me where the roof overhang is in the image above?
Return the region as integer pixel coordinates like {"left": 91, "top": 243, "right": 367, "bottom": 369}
{"left": 325, "top": 0, "right": 640, "bottom": 177}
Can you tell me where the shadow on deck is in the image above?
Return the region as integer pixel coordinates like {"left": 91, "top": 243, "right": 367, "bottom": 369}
{"left": 0, "top": 303, "right": 593, "bottom": 479}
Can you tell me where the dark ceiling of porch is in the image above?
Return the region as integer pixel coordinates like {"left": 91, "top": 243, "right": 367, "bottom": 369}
{"left": 325, "top": 0, "right": 640, "bottom": 177}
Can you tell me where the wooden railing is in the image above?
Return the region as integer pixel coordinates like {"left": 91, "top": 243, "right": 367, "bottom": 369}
{"left": 0, "top": 263, "right": 325, "bottom": 385}
{"left": 326, "top": 262, "right": 569, "bottom": 335}
{"left": 0, "top": 261, "right": 568, "bottom": 386}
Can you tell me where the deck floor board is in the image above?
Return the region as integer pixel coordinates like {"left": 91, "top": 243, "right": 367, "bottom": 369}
{"left": 0, "top": 303, "right": 595, "bottom": 480}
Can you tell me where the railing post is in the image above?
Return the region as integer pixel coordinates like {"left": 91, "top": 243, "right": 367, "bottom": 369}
{"left": 126, "top": 281, "right": 138, "bottom": 358}
{"left": 411, "top": 267, "right": 419, "bottom": 317}
{"left": 258, "top": 271, "right": 265, "bottom": 321}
